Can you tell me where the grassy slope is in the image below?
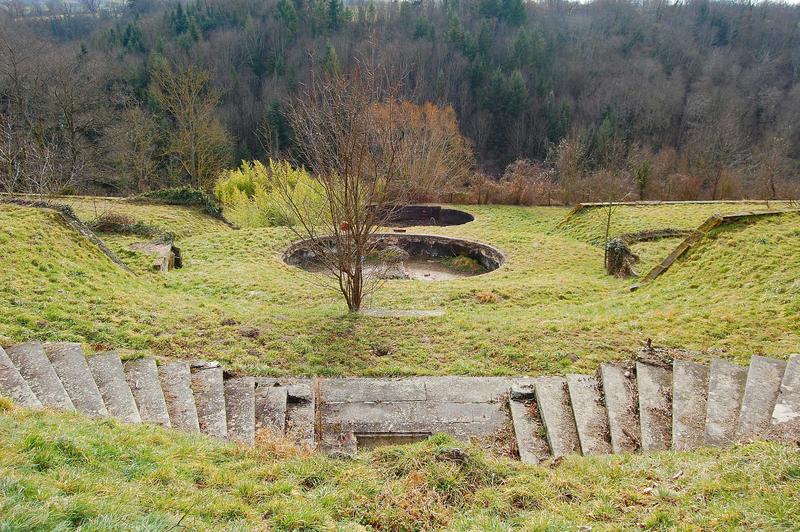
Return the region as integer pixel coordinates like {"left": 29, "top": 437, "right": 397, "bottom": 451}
{"left": 558, "top": 201, "right": 792, "bottom": 245}
{"left": 1, "top": 405, "right": 798, "bottom": 530}
{"left": 1, "top": 201, "right": 798, "bottom": 375}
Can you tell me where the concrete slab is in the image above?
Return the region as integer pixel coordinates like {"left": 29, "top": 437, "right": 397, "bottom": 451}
{"left": 637, "top": 362, "right": 672, "bottom": 451}
{"left": 225, "top": 377, "right": 255, "bottom": 445}
{"left": 671, "top": 360, "right": 708, "bottom": 451}
{"left": 5, "top": 341, "right": 74, "bottom": 411}
{"left": 421, "top": 377, "right": 514, "bottom": 403}
{"left": 508, "top": 393, "right": 551, "bottom": 463}
{"left": 191, "top": 366, "right": 227, "bottom": 439}
{"left": 87, "top": 352, "right": 141, "bottom": 423}
{"left": 599, "top": 364, "right": 640, "bottom": 453}
{"left": 255, "top": 384, "right": 288, "bottom": 433}
{"left": 704, "top": 359, "right": 747, "bottom": 447}
{"left": 124, "top": 358, "right": 171, "bottom": 427}
{"left": 736, "top": 356, "right": 786, "bottom": 439}
{"left": 0, "top": 346, "right": 42, "bottom": 409}
{"left": 771, "top": 354, "right": 800, "bottom": 435}
{"left": 159, "top": 361, "right": 200, "bottom": 433}
{"left": 566, "top": 374, "right": 611, "bottom": 455}
{"left": 45, "top": 343, "right": 107, "bottom": 418}
{"left": 534, "top": 377, "right": 580, "bottom": 457}
{"left": 320, "top": 378, "right": 427, "bottom": 403}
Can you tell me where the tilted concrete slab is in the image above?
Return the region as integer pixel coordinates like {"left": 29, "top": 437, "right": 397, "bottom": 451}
{"left": 534, "top": 377, "right": 580, "bottom": 457}
{"left": 771, "top": 354, "right": 800, "bottom": 436}
{"left": 191, "top": 366, "right": 227, "bottom": 439}
{"left": 704, "top": 359, "right": 746, "bottom": 447}
{"left": 225, "top": 377, "right": 255, "bottom": 445}
{"left": 0, "top": 346, "right": 42, "bottom": 409}
{"left": 124, "top": 358, "right": 171, "bottom": 427}
{"left": 637, "top": 362, "right": 672, "bottom": 451}
{"left": 45, "top": 343, "right": 107, "bottom": 418}
{"left": 159, "top": 361, "right": 200, "bottom": 433}
{"left": 672, "top": 360, "right": 708, "bottom": 451}
{"left": 600, "top": 363, "right": 640, "bottom": 454}
{"left": 6, "top": 341, "right": 74, "bottom": 411}
{"left": 736, "top": 356, "right": 786, "bottom": 439}
{"left": 87, "top": 352, "right": 141, "bottom": 423}
{"left": 567, "top": 374, "right": 611, "bottom": 455}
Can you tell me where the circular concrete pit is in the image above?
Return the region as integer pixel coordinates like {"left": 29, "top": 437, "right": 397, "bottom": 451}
{"left": 284, "top": 233, "right": 504, "bottom": 281}
{"left": 376, "top": 205, "right": 474, "bottom": 227}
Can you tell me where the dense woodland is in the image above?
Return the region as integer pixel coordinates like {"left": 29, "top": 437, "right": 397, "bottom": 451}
{"left": 1, "top": 0, "right": 800, "bottom": 202}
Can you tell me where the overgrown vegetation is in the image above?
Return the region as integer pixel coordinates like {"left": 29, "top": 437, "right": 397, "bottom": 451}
{"left": 214, "top": 160, "right": 320, "bottom": 228}
{"left": 0, "top": 406, "right": 798, "bottom": 529}
{"left": 133, "top": 186, "right": 225, "bottom": 220}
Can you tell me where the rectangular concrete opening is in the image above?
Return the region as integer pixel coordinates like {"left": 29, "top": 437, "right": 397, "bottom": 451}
{"left": 355, "top": 432, "right": 432, "bottom": 451}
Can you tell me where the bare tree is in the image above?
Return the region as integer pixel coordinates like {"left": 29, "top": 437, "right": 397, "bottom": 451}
{"left": 277, "top": 64, "right": 408, "bottom": 312}
{"left": 150, "top": 64, "right": 232, "bottom": 191}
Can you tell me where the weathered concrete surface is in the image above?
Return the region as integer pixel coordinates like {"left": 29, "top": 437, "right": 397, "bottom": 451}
{"left": 87, "top": 352, "right": 141, "bottom": 423}
{"left": 770, "top": 354, "right": 800, "bottom": 436}
{"left": 736, "top": 356, "right": 786, "bottom": 439}
{"left": 704, "top": 359, "right": 747, "bottom": 447}
{"left": 254, "top": 378, "right": 315, "bottom": 446}
{"left": 124, "top": 358, "right": 171, "bottom": 427}
{"left": 6, "top": 341, "right": 74, "bottom": 411}
{"left": 318, "top": 377, "right": 519, "bottom": 454}
{"left": 599, "top": 364, "right": 640, "bottom": 453}
{"left": 671, "top": 360, "right": 708, "bottom": 450}
{"left": 508, "top": 390, "right": 551, "bottom": 464}
{"left": 0, "top": 346, "right": 42, "bottom": 408}
{"left": 158, "top": 361, "right": 200, "bottom": 433}
{"left": 191, "top": 366, "right": 227, "bottom": 439}
{"left": 534, "top": 377, "right": 580, "bottom": 457}
{"left": 636, "top": 362, "right": 672, "bottom": 451}
{"left": 45, "top": 342, "right": 108, "bottom": 418}
{"left": 254, "top": 384, "right": 288, "bottom": 433}
{"left": 566, "top": 374, "right": 611, "bottom": 455}
{"left": 225, "top": 377, "right": 255, "bottom": 444}
{"left": 360, "top": 309, "right": 445, "bottom": 318}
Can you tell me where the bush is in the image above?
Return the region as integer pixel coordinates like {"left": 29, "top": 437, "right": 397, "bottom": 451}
{"left": 214, "top": 160, "right": 322, "bottom": 228}
{"left": 88, "top": 212, "right": 161, "bottom": 239}
{"left": 133, "top": 186, "right": 225, "bottom": 220}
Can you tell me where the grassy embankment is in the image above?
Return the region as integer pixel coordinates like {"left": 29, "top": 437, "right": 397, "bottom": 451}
{"left": 1, "top": 199, "right": 798, "bottom": 376}
{"left": 1, "top": 402, "right": 798, "bottom": 530}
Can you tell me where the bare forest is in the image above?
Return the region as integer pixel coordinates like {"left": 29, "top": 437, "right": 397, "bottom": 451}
{"left": 2, "top": 0, "right": 799, "bottom": 202}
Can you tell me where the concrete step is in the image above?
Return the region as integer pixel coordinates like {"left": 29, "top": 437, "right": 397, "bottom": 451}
{"left": 704, "top": 359, "right": 747, "bottom": 447}
{"left": 534, "top": 377, "right": 580, "bottom": 458}
{"left": 124, "top": 358, "right": 171, "bottom": 427}
{"left": 599, "top": 363, "right": 640, "bottom": 453}
{"left": 5, "top": 341, "right": 74, "bottom": 411}
{"left": 736, "top": 356, "right": 786, "bottom": 440}
{"left": 671, "top": 360, "right": 708, "bottom": 451}
{"left": 636, "top": 362, "right": 672, "bottom": 451}
{"left": 770, "top": 354, "right": 800, "bottom": 437}
{"left": 44, "top": 343, "right": 108, "bottom": 418}
{"left": 255, "top": 383, "right": 288, "bottom": 434}
{"left": 191, "top": 366, "right": 227, "bottom": 439}
{"left": 566, "top": 374, "right": 612, "bottom": 455}
{"left": 508, "top": 384, "right": 552, "bottom": 464}
{"left": 225, "top": 377, "right": 255, "bottom": 444}
{"left": 87, "top": 352, "right": 141, "bottom": 423}
{"left": 158, "top": 361, "right": 200, "bottom": 433}
{"left": 0, "top": 346, "right": 42, "bottom": 409}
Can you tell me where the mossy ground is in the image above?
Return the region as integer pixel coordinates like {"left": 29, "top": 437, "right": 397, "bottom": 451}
{"left": 1, "top": 200, "right": 798, "bottom": 375}
{"left": 1, "top": 406, "right": 798, "bottom": 530}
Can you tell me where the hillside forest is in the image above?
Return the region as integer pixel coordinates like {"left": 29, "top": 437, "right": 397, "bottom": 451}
{"left": 1, "top": 0, "right": 800, "bottom": 203}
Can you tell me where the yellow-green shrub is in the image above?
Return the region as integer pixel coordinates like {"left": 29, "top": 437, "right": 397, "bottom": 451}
{"left": 215, "top": 160, "right": 321, "bottom": 227}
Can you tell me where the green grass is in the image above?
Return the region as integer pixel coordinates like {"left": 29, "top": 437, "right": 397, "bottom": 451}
{"left": 1, "top": 201, "right": 798, "bottom": 375}
{"left": 558, "top": 201, "right": 793, "bottom": 246}
{"left": 1, "top": 406, "right": 798, "bottom": 530}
